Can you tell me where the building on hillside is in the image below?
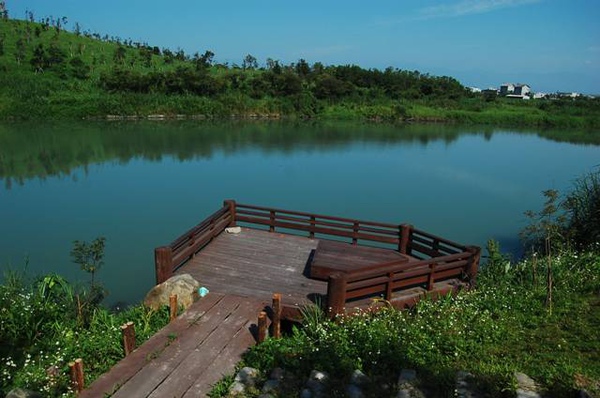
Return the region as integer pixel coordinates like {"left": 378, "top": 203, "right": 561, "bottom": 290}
{"left": 499, "top": 83, "right": 515, "bottom": 96}
{"left": 500, "top": 83, "right": 531, "bottom": 99}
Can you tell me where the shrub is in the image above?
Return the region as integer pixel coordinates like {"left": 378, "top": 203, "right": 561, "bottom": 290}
{"left": 564, "top": 169, "right": 600, "bottom": 249}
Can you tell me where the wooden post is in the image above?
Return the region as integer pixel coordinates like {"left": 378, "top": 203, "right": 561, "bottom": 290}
{"left": 269, "top": 211, "right": 275, "bottom": 232}
{"left": 169, "top": 294, "right": 178, "bottom": 321}
{"left": 466, "top": 246, "right": 481, "bottom": 285}
{"left": 272, "top": 293, "right": 282, "bottom": 339}
{"left": 69, "top": 358, "right": 84, "bottom": 394}
{"left": 121, "top": 322, "right": 136, "bottom": 356}
{"left": 309, "top": 216, "right": 316, "bottom": 238}
{"left": 154, "top": 246, "right": 173, "bottom": 285}
{"left": 257, "top": 311, "right": 268, "bottom": 343}
{"left": 385, "top": 271, "right": 394, "bottom": 300}
{"left": 224, "top": 199, "right": 237, "bottom": 227}
{"left": 427, "top": 262, "right": 437, "bottom": 291}
{"left": 399, "top": 224, "right": 412, "bottom": 254}
{"left": 352, "top": 222, "right": 359, "bottom": 245}
{"left": 327, "top": 272, "right": 347, "bottom": 319}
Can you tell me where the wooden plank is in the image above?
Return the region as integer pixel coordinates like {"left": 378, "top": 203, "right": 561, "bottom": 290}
{"left": 181, "top": 318, "right": 257, "bottom": 397}
{"left": 80, "top": 293, "right": 225, "bottom": 398}
{"left": 110, "top": 295, "right": 246, "bottom": 398}
{"left": 148, "top": 296, "right": 264, "bottom": 398}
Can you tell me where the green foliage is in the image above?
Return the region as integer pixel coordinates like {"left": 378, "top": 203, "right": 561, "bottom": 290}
{"left": 521, "top": 189, "right": 568, "bottom": 255}
{"left": 70, "top": 236, "right": 105, "bottom": 287}
{"left": 0, "top": 269, "right": 170, "bottom": 397}
{"left": 232, "top": 248, "right": 600, "bottom": 397}
{"left": 521, "top": 169, "right": 600, "bottom": 253}
{"left": 1, "top": 16, "right": 598, "bottom": 124}
{"left": 564, "top": 169, "right": 600, "bottom": 249}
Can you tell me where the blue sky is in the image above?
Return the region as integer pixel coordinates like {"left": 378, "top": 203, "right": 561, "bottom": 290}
{"left": 6, "top": 0, "right": 600, "bottom": 93}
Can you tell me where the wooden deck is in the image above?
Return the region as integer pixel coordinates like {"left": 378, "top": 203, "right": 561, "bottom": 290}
{"left": 179, "top": 228, "right": 327, "bottom": 311}
{"left": 81, "top": 201, "right": 480, "bottom": 397}
{"left": 81, "top": 293, "right": 266, "bottom": 398}
{"left": 175, "top": 227, "right": 467, "bottom": 317}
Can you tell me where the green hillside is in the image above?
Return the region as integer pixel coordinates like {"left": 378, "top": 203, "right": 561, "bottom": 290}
{"left": 0, "top": 13, "right": 599, "bottom": 127}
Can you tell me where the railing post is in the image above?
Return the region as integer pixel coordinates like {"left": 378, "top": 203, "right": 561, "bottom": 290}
{"left": 385, "top": 271, "right": 394, "bottom": 300}
{"left": 169, "top": 294, "right": 178, "bottom": 321}
{"left": 327, "top": 272, "right": 347, "bottom": 319}
{"left": 427, "top": 262, "right": 437, "bottom": 290}
{"left": 352, "top": 222, "right": 359, "bottom": 245}
{"left": 269, "top": 210, "right": 275, "bottom": 232}
{"left": 399, "top": 224, "right": 412, "bottom": 254}
{"left": 466, "top": 246, "right": 481, "bottom": 286}
{"left": 224, "top": 199, "right": 237, "bottom": 227}
{"left": 154, "top": 246, "right": 173, "bottom": 285}
{"left": 257, "top": 311, "right": 268, "bottom": 343}
{"left": 69, "top": 358, "right": 84, "bottom": 394}
{"left": 309, "top": 216, "right": 316, "bottom": 239}
{"left": 272, "top": 293, "right": 282, "bottom": 339}
{"left": 121, "top": 322, "right": 136, "bottom": 356}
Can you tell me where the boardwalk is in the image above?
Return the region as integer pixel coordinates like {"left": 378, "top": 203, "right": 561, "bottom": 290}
{"left": 81, "top": 293, "right": 266, "bottom": 398}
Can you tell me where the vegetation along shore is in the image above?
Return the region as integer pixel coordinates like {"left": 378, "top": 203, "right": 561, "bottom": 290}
{"left": 0, "top": 12, "right": 599, "bottom": 128}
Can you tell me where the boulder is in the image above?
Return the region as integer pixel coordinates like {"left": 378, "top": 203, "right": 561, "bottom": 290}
{"left": 143, "top": 274, "right": 200, "bottom": 310}
{"left": 6, "top": 389, "right": 42, "bottom": 398}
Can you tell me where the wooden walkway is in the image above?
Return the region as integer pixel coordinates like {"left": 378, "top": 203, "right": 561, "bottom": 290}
{"left": 81, "top": 293, "right": 266, "bottom": 398}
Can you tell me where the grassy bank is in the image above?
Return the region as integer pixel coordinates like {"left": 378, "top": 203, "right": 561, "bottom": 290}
{"left": 215, "top": 246, "right": 599, "bottom": 397}
{"left": 1, "top": 17, "right": 599, "bottom": 128}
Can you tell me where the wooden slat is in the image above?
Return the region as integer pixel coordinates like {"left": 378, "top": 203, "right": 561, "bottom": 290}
{"left": 80, "top": 293, "right": 226, "bottom": 398}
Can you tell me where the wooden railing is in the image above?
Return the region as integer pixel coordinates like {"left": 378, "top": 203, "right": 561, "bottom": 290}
{"left": 154, "top": 201, "right": 234, "bottom": 284}
{"left": 326, "top": 246, "right": 480, "bottom": 315}
{"left": 154, "top": 200, "right": 480, "bottom": 314}
{"left": 233, "top": 202, "right": 406, "bottom": 250}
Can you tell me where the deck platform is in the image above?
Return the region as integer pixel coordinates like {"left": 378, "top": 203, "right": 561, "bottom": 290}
{"left": 81, "top": 201, "right": 479, "bottom": 397}
{"left": 178, "top": 228, "right": 326, "bottom": 311}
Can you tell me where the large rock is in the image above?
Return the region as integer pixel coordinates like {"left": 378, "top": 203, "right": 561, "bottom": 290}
{"left": 6, "top": 389, "right": 42, "bottom": 398}
{"left": 143, "top": 274, "right": 200, "bottom": 310}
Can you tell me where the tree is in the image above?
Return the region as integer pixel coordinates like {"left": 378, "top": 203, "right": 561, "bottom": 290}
{"left": 71, "top": 237, "right": 106, "bottom": 288}
{"left": 113, "top": 45, "right": 126, "bottom": 64}
{"left": 15, "top": 38, "right": 26, "bottom": 65}
{"left": 0, "top": 35, "right": 4, "bottom": 57}
{"left": 30, "top": 43, "right": 48, "bottom": 73}
{"left": 69, "top": 57, "right": 90, "bottom": 79}
{"left": 242, "top": 54, "right": 258, "bottom": 70}
{"left": 296, "top": 58, "right": 310, "bottom": 77}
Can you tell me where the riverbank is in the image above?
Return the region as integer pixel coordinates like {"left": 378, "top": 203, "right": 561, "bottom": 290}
{"left": 209, "top": 246, "right": 600, "bottom": 397}
{"left": 1, "top": 18, "right": 599, "bottom": 129}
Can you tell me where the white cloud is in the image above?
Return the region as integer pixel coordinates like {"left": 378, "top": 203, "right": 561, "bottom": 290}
{"left": 419, "top": 0, "right": 542, "bottom": 19}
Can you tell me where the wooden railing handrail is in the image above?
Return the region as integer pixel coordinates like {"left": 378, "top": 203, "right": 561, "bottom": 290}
{"left": 153, "top": 200, "right": 480, "bottom": 312}
{"left": 234, "top": 202, "right": 400, "bottom": 229}
{"left": 345, "top": 251, "right": 470, "bottom": 283}
{"left": 154, "top": 203, "right": 233, "bottom": 283}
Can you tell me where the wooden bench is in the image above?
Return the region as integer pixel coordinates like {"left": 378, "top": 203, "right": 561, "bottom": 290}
{"left": 309, "top": 239, "right": 410, "bottom": 280}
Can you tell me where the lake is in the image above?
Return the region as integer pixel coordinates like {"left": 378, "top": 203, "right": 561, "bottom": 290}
{"left": 0, "top": 121, "right": 598, "bottom": 306}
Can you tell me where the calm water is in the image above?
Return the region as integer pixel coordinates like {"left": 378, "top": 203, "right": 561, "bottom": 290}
{"left": 0, "top": 121, "right": 598, "bottom": 306}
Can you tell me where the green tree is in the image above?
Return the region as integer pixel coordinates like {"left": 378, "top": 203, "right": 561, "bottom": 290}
{"left": 30, "top": 43, "right": 48, "bottom": 72}
{"left": 242, "top": 53, "right": 258, "bottom": 70}
{"left": 14, "top": 38, "right": 26, "bottom": 65}
{"left": 113, "top": 45, "right": 126, "bottom": 65}
{"left": 70, "top": 237, "right": 106, "bottom": 288}
{"left": 69, "top": 56, "right": 90, "bottom": 79}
